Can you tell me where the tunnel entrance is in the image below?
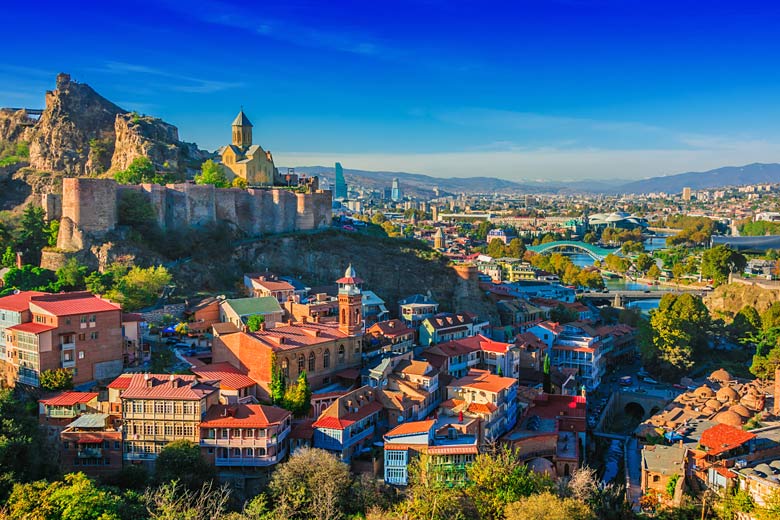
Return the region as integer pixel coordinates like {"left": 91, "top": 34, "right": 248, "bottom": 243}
{"left": 624, "top": 402, "right": 646, "bottom": 419}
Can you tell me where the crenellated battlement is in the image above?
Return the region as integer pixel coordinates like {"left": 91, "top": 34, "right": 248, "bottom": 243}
{"left": 54, "top": 178, "right": 332, "bottom": 252}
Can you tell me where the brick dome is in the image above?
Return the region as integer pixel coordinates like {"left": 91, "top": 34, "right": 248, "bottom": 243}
{"left": 714, "top": 410, "right": 745, "bottom": 428}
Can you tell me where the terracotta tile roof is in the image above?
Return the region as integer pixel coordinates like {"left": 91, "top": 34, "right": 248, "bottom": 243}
{"left": 76, "top": 435, "right": 108, "bottom": 444}
{"left": 248, "top": 277, "right": 295, "bottom": 292}
{"left": 515, "top": 332, "right": 546, "bottom": 350}
{"left": 200, "top": 404, "right": 290, "bottom": 428}
{"left": 290, "top": 420, "right": 314, "bottom": 439}
{"left": 29, "top": 292, "right": 120, "bottom": 316}
{"left": 426, "top": 445, "right": 478, "bottom": 455}
{"left": 713, "top": 466, "right": 737, "bottom": 478}
{"left": 0, "top": 290, "right": 47, "bottom": 312}
{"left": 449, "top": 369, "right": 516, "bottom": 394}
{"left": 107, "top": 375, "right": 132, "bottom": 389}
{"left": 699, "top": 423, "right": 757, "bottom": 456}
{"left": 191, "top": 362, "right": 257, "bottom": 390}
{"left": 369, "top": 319, "right": 414, "bottom": 338}
{"left": 40, "top": 391, "right": 98, "bottom": 406}
{"left": 247, "top": 321, "right": 350, "bottom": 350}
{"left": 536, "top": 321, "right": 563, "bottom": 334}
{"left": 395, "top": 360, "right": 433, "bottom": 377}
{"left": 457, "top": 334, "right": 513, "bottom": 354}
{"left": 120, "top": 373, "right": 217, "bottom": 401}
{"left": 385, "top": 419, "right": 436, "bottom": 437}
{"left": 122, "top": 313, "right": 144, "bottom": 322}
{"left": 313, "top": 400, "right": 383, "bottom": 430}
{"left": 467, "top": 402, "right": 498, "bottom": 414}
{"left": 213, "top": 322, "right": 240, "bottom": 335}
{"left": 7, "top": 322, "right": 57, "bottom": 334}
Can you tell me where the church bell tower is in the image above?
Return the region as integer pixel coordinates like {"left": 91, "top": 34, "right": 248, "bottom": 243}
{"left": 337, "top": 264, "right": 363, "bottom": 335}
{"left": 232, "top": 109, "right": 253, "bottom": 148}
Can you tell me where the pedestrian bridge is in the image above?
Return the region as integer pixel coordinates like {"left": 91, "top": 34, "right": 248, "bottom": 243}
{"left": 526, "top": 240, "right": 619, "bottom": 261}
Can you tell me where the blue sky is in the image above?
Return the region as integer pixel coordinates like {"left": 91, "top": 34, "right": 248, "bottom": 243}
{"left": 3, "top": 0, "right": 780, "bottom": 180}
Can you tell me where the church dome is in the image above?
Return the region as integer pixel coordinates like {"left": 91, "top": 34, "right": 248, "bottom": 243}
{"left": 714, "top": 410, "right": 745, "bottom": 428}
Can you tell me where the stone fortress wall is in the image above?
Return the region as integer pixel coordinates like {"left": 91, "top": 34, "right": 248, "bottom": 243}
{"left": 53, "top": 177, "right": 332, "bottom": 252}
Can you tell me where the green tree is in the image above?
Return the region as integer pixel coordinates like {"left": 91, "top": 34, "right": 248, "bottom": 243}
{"left": 583, "top": 232, "right": 596, "bottom": 244}
{"left": 55, "top": 258, "right": 88, "bottom": 291}
{"left": 507, "top": 238, "right": 526, "bottom": 258}
{"left": 2, "top": 264, "right": 56, "bottom": 293}
{"left": 154, "top": 439, "right": 215, "bottom": 490}
{"left": 371, "top": 212, "right": 387, "bottom": 225}
{"left": 283, "top": 370, "right": 312, "bottom": 417}
{"left": 486, "top": 238, "right": 507, "bottom": 258}
{"left": 634, "top": 253, "right": 654, "bottom": 273}
{"left": 16, "top": 204, "right": 48, "bottom": 264}
{"left": 232, "top": 176, "right": 248, "bottom": 189}
{"left": 39, "top": 368, "right": 74, "bottom": 391}
{"left": 144, "top": 480, "right": 231, "bottom": 520}
{"left": 195, "top": 159, "right": 230, "bottom": 188}
{"left": 762, "top": 303, "right": 780, "bottom": 331}
{"left": 747, "top": 327, "right": 780, "bottom": 379}
{"left": 640, "top": 293, "right": 711, "bottom": 376}
{"left": 46, "top": 219, "right": 60, "bottom": 247}
{"left": 109, "top": 265, "right": 172, "bottom": 310}
{"left": 4, "top": 472, "right": 131, "bottom": 520}
{"left": 474, "top": 221, "right": 494, "bottom": 241}
{"left": 246, "top": 314, "right": 265, "bottom": 332}
{"left": 543, "top": 354, "right": 552, "bottom": 394}
{"left": 646, "top": 264, "right": 662, "bottom": 280}
{"left": 731, "top": 306, "right": 762, "bottom": 340}
{"left": 504, "top": 491, "right": 594, "bottom": 520}
{"left": 2, "top": 245, "right": 16, "bottom": 267}
{"left": 701, "top": 245, "right": 746, "bottom": 286}
{"left": 397, "top": 452, "right": 473, "bottom": 520}
{"left": 465, "top": 447, "right": 551, "bottom": 520}
{"left": 270, "top": 447, "right": 352, "bottom": 520}
{"left": 716, "top": 488, "right": 755, "bottom": 520}
{"left": 269, "top": 353, "right": 286, "bottom": 405}
{"left": 551, "top": 304, "right": 577, "bottom": 324}
{"left": 114, "top": 156, "right": 162, "bottom": 184}
{"left": 0, "top": 389, "right": 56, "bottom": 502}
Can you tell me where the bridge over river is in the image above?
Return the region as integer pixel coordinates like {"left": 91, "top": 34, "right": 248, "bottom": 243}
{"left": 580, "top": 288, "right": 706, "bottom": 304}
{"left": 526, "top": 240, "right": 620, "bottom": 261}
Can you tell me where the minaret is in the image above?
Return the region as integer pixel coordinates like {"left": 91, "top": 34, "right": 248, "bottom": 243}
{"left": 232, "top": 109, "right": 253, "bottom": 148}
{"left": 336, "top": 264, "right": 363, "bottom": 335}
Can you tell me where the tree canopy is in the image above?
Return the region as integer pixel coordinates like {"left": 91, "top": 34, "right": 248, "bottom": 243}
{"left": 701, "top": 245, "right": 746, "bottom": 286}
{"left": 195, "top": 159, "right": 230, "bottom": 188}
{"left": 154, "top": 439, "right": 215, "bottom": 490}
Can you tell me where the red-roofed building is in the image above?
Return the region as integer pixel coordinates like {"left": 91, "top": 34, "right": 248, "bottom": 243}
{"left": 200, "top": 403, "right": 291, "bottom": 470}
{"left": 367, "top": 319, "right": 414, "bottom": 356}
{"left": 699, "top": 423, "right": 757, "bottom": 460}
{"left": 313, "top": 385, "right": 382, "bottom": 462}
{"left": 420, "top": 334, "right": 520, "bottom": 379}
{"left": 191, "top": 362, "right": 258, "bottom": 402}
{"left": 120, "top": 373, "right": 219, "bottom": 469}
{"left": 60, "top": 413, "right": 122, "bottom": 479}
{"left": 445, "top": 369, "right": 519, "bottom": 440}
{"left": 39, "top": 391, "right": 101, "bottom": 434}
{"left": 1, "top": 291, "right": 124, "bottom": 388}
{"left": 244, "top": 273, "right": 296, "bottom": 303}
{"left": 419, "top": 312, "right": 485, "bottom": 346}
{"left": 212, "top": 267, "right": 364, "bottom": 397}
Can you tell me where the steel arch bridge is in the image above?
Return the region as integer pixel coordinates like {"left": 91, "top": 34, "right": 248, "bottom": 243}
{"left": 526, "top": 240, "right": 619, "bottom": 261}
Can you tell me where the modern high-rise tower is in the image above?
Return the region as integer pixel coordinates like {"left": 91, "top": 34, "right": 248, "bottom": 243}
{"left": 391, "top": 178, "right": 402, "bottom": 202}
{"left": 334, "top": 162, "right": 347, "bottom": 200}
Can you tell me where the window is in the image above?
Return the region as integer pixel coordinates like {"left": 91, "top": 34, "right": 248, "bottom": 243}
{"left": 78, "top": 333, "right": 85, "bottom": 341}
{"left": 338, "top": 345, "right": 345, "bottom": 364}
{"left": 298, "top": 354, "right": 305, "bottom": 373}
{"left": 90, "top": 332, "right": 99, "bottom": 340}
{"left": 309, "top": 352, "right": 316, "bottom": 372}
{"left": 281, "top": 358, "right": 289, "bottom": 378}
{"left": 65, "top": 318, "right": 71, "bottom": 325}
{"left": 323, "top": 349, "right": 330, "bottom": 368}
{"left": 78, "top": 351, "right": 84, "bottom": 359}
{"left": 80, "top": 316, "right": 87, "bottom": 324}
{"left": 90, "top": 315, "right": 96, "bottom": 323}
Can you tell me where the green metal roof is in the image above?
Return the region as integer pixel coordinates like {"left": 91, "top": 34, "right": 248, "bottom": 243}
{"left": 66, "top": 413, "right": 109, "bottom": 429}
{"left": 224, "top": 296, "right": 282, "bottom": 317}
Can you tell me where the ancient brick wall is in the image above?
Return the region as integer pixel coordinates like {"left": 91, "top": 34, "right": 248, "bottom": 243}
{"left": 41, "top": 193, "right": 62, "bottom": 221}
{"left": 55, "top": 178, "right": 332, "bottom": 254}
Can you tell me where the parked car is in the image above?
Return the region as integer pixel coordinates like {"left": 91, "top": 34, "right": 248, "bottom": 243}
{"left": 342, "top": 224, "right": 356, "bottom": 231}
{"left": 643, "top": 377, "right": 658, "bottom": 385}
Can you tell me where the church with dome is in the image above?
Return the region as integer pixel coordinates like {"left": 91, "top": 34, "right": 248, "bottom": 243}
{"left": 217, "top": 110, "right": 282, "bottom": 186}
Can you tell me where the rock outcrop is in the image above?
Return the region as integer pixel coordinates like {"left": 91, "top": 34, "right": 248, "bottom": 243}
{"left": 2, "top": 73, "right": 210, "bottom": 178}
{"left": 29, "top": 73, "right": 125, "bottom": 175}
{"left": 704, "top": 281, "right": 780, "bottom": 320}
{"left": 111, "top": 113, "right": 209, "bottom": 173}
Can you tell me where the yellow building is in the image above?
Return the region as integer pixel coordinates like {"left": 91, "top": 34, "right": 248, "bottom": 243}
{"left": 219, "top": 110, "right": 279, "bottom": 186}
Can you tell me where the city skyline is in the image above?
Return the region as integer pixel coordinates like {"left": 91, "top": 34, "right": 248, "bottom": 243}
{"left": 4, "top": 1, "right": 780, "bottom": 180}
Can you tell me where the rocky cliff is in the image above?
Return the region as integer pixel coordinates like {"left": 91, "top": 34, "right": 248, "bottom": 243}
{"left": 1, "top": 73, "right": 210, "bottom": 179}
{"left": 704, "top": 281, "right": 780, "bottom": 320}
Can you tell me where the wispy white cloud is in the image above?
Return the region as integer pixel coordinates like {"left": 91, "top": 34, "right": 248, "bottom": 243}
{"left": 101, "top": 61, "right": 243, "bottom": 94}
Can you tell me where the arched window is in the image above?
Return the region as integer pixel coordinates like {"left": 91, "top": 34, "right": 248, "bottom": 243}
{"left": 354, "top": 308, "right": 361, "bottom": 323}
{"left": 257, "top": 447, "right": 266, "bottom": 456}
{"left": 298, "top": 354, "right": 305, "bottom": 373}
{"left": 338, "top": 345, "right": 345, "bottom": 364}
{"left": 244, "top": 448, "right": 253, "bottom": 457}
{"left": 341, "top": 308, "right": 346, "bottom": 322}
{"left": 281, "top": 358, "right": 289, "bottom": 378}
{"left": 309, "top": 352, "right": 316, "bottom": 372}
{"left": 323, "top": 349, "right": 330, "bottom": 368}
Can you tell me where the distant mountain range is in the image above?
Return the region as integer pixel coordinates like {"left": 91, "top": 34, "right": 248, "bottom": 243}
{"left": 286, "top": 162, "right": 780, "bottom": 196}
{"left": 612, "top": 163, "right": 780, "bottom": 194}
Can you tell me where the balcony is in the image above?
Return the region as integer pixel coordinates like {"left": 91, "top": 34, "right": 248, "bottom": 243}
{"left": 48, "top": 407, "right": 79, "bottom": 419}
{"left": 61, "top": 358, "right": 76, "bottom": 369}
{"left": 215, "top": 452, "right": 285, "bottom": 467}
{"left": 77, "top": 447, "right": 102, "bottom": 458}
{"left": 124, "top": 452, "right": 157, "bottom": 461}
{"left": 345, "top": 424, "right": 375, "bottom": 446}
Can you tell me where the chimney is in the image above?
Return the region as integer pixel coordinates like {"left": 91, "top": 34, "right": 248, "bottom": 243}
{"left": 313, "top": 315, "right": 321, "bottom": 323}
{"left": 259, "top": 322, "right": 266, "bottom": 331}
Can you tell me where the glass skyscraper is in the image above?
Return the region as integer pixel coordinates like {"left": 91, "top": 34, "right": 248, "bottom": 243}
{"left": 334, "top": 162, "right": 347, "bottom": 200}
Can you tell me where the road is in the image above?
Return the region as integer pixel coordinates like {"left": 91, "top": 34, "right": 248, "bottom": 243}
{"left": 625, "top": 437, "right": 642, "bottom": 512}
